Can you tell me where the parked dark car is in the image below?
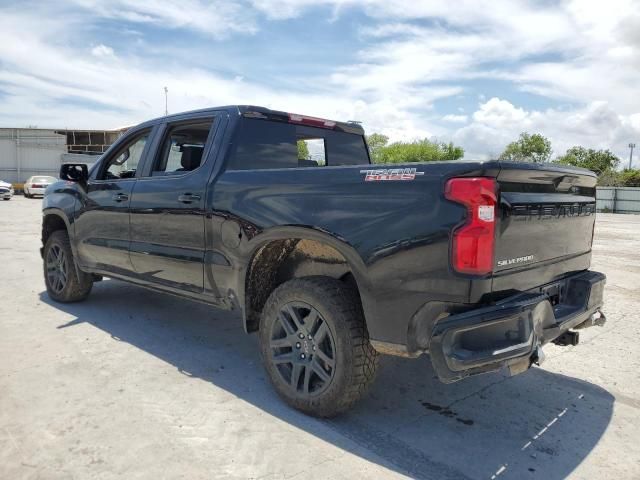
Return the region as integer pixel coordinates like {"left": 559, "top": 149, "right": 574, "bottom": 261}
{"left": 41, "top": 105, "right": 606, "bottom": 416}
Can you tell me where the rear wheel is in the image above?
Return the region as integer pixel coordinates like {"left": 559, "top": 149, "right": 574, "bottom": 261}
{"left": 43, "top": 230, "right": 93, "bottom": 302}
{"left": 259, "top": 276, "right": 378, "bottom": 417}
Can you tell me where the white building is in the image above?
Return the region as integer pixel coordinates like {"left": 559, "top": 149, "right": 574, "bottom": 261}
{"left": 0, "top": 127, "right": 125, "bottom": 184}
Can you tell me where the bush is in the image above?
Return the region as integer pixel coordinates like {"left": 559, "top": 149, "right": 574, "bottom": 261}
{"left": 618, "top": 169, "right": 640, "bottom": 187}
{"left": 596, "top": 169, "right": 640, "bottom": 187}
{"left": 366, "top": 134, "right": 464, "bottom": 164}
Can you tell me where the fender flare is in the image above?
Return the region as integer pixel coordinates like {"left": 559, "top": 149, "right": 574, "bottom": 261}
{"left": 238, "top": 226, "right": 373, "bottom": 332}
{"left": 42, "top": 207, "right": 83, "bottom": 279}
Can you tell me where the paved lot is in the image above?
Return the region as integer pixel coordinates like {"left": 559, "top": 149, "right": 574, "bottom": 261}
{"left": 1, "top": 195, "right": 639, "bottom": 479}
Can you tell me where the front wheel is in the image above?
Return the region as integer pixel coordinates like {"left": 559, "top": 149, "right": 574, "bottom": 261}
{"left": 43, "top": 230, "right": 93, "bottom": 302}
{"left": 259, "top": 276, "right": 379, "bottom": 417}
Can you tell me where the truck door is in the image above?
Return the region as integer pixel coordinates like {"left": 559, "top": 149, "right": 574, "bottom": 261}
{"left": 74, "top": 128, "right": 154, "bottom": 275}
{"left": 128, "top": 116, "right": 220, "bottom": 294}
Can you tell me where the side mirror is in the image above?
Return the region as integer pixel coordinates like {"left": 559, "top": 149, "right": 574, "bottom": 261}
{"left": 60, "top": 163, "right": 89, "bottom": 182}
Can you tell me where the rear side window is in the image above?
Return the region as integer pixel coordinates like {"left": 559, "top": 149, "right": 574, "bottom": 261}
{"left": 227, "top": 118, "right": 369, "bottom": 170}
{"left": 297, "top": 137, "right": 326, "bottom": 167}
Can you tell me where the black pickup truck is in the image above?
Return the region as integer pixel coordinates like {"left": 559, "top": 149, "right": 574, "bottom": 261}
{"left": 42, "top": 105, "right": 606, "bottom": 417}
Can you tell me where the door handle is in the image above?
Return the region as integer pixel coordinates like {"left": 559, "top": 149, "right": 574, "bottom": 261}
{"left": 178, "top": 193, "right": 201, "bottom": 204}
{"left": 112, "top": 193, "right": 129, "bottom": 202}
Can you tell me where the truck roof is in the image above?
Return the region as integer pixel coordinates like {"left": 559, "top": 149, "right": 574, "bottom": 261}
{"left": 136, "top": 105, "right": 365, "bottom": 135}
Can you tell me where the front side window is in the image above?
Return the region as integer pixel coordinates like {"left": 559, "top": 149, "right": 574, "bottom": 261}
{"left": 101, "top": 132, "right": 149, "bottom": 180}
{"left": 151, "top": 120, "right": 213, "bottom": 176}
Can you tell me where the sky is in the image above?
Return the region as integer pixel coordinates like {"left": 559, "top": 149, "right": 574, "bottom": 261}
{"left": 0, "top": 0, "right": 639, "bottom": 162}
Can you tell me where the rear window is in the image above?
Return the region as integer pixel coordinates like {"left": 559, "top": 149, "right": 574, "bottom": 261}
{"left": 33, "top": 176, "right": 56, "bottom": 183}
{"left": 227, "top": 118, "right": 369, "bottom": 170}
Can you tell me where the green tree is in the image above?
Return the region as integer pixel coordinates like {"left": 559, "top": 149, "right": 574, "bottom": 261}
{"left": 366, "top": 136, "right": 464, "bottom": 164}
{"left": 499, "top": 132, "right": 552, "bottom": 163}
{"left": 297, "top": 139, "right": 310, "bottom": 160}
{"left": 554, "top": 146, "right": 620, "bottom": 175}
{"left": 366, "top": 133, "right": 389, "bottom": 163}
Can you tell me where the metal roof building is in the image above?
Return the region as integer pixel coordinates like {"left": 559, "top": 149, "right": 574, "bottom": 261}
{"left": 0, "top": 127, "right": 126, "bottom": 184}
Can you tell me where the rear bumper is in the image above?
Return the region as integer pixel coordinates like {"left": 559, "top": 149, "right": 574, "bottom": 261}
{"left": 429, "top": 270, "right": 606, "bottom": 383}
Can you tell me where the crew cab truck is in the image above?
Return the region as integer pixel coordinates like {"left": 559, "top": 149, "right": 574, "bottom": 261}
{"left": 42, "top": 106, "right": 606, "bottom": 417}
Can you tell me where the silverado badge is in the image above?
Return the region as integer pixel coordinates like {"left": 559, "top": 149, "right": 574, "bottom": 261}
{"left": 497, "top": 255, "right": 535, "bottom": 267}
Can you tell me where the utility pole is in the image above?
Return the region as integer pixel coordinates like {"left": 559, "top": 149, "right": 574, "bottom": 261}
{"left": 164, "top": 86, "right": 168, "bottom": 116}
{"left": 629, "top": 143, "right": 636, "bottom": 170}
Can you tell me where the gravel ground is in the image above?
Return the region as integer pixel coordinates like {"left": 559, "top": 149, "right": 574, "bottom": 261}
{"left": 1, "top": 195, "right": 639, "bottom": 480}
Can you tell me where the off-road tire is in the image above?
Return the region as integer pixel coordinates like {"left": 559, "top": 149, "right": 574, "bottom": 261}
{"left": 259, "top": 276, "right": 379, "bottom": 417}
{"left": 43, "top": 230, "right": 93, "bottom": 302}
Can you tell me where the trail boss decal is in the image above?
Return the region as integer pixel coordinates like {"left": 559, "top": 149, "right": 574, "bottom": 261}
{"left": 360, "top": 168, "right": 425, "bottom": 181}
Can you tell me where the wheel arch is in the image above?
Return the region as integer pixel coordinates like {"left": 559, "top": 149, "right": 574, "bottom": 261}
{"left": 240, "top": 227, "right": 372, "bottom": 334}
{"left": 42, "top": 209, "right": 72, "bottom": 250}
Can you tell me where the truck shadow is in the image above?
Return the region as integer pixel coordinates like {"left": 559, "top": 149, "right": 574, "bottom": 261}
{"left": 41, "top": 280, "right": 614, "bottom": 480}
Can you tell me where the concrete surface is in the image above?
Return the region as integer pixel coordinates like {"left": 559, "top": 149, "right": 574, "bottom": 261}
{"left": 1, "top": 195, "right": 639, "bottom": 479}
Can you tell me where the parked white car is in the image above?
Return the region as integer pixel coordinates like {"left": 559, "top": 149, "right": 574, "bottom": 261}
{"left": 0, "top": 180, "right": 14, "bottom": 200}
{"left": 24, "top": 176, "right": 57, "bottom": 198}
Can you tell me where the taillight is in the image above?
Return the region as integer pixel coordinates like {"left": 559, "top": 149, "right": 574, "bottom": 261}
{"left": 444, "top": 177, "right": 497, "bottom": 275}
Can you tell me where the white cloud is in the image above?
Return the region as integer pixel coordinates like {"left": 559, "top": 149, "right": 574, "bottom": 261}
{"left": 453, "top": 98, "right": 640, "bottom": 161}
{"left": 472, "top": 98, "right": 528, "bottom": 127}
{"left": 91, "top": 44, "right": 115, "bottom": 57}
{"left": 70, "top": 0, "right": 258, "bottom": 37}
{"left": 312, "top": 0, "right": 639, "bottom": 160}
{"left": 0, "top": 7, "right": 440, "bottom": 139}
{"left": 0, "top": 0, "right": 638, "bottom": 164}
{"left": 442, "top": 114, "right": 468, "bottom": 124}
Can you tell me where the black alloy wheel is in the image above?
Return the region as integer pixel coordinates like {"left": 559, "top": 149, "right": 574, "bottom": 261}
{"left": 268, "top": 302, "right": 336, "bottom": 396}
{"left": 43, "top": 230, "right": 93, "bottom": 303}
{"left": 46, "top": 244, "right": 68, "bottom": 295}
{"left": 259, "top": 276, "right": 379, "bottom": 417}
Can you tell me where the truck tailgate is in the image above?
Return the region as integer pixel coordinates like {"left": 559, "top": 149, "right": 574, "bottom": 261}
{"left": 492, "top": 163, "right": 597, "bottom": 293}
